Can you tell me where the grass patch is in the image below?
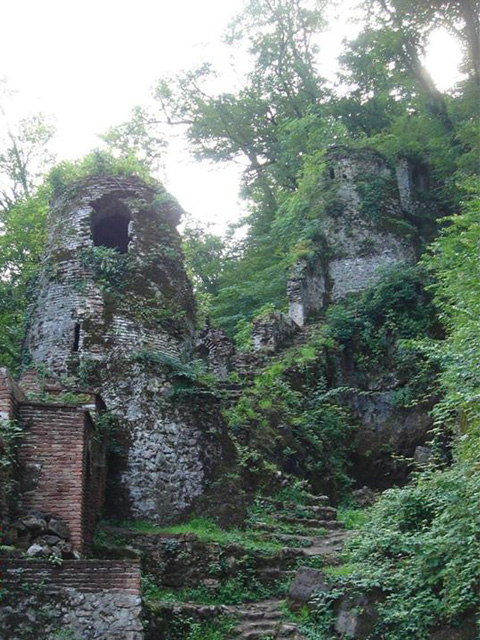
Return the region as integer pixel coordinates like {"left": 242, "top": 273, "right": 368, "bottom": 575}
{"left": 155, "top": 613, "right": 238, "bottom": 640}
{"left": 322, "top": 563, "right": 358, "bottom": 578}
{"left": 336, "top": 506, "right": 371, "bottom": 530}
{"left": 158, "top": 517, "right": 283, "bottom": 552}
{"left": 99, "top": 516, "right": 284, "bottom": 552}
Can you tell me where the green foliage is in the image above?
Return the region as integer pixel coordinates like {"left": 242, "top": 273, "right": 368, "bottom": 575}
{"left": 79, "top": 246, "right": 135, "bottom": 291}
{"left": 130, "top": 350, "right": 217, "bottom": 393}
{"left": 149, "top": 516, "right": 283, "bottom": 552}
{"left": 326, "top": 264, "right": 439, "bottom": 401}
{"left": 0, "top": 418, "right": 22, "bottom": 470}
{"left": 343, "top": 464, "right": 480, "bottom": 637}
{"left": 100, "top": 105, "right": 166, "bottom": 174}
{"left": 47, "top": 149, "right": 154, "bottom": 197}
{"left": 143, "top": 569, "right": 288, "bottom": 606}
{"left": 420, "top": 189, "right": 480, "bottom": 456}
{"left": 182, "top": 221, "right": 226, "bottom": 297}
{"left": 226, "top": 331, "right": 356, "bottom": 497}
{"left": 156, "top": 614, "right": 237, "bottom": 640}
{"left": 0, "top": 187, "right": 50, "bottom": 372}
{"left": 337, "top": 505, "right": 372, "bottom": 530}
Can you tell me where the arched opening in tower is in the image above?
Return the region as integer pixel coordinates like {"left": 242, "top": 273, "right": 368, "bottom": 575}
{"left": 91, "top": 195, "right": 132, "bottom": 254}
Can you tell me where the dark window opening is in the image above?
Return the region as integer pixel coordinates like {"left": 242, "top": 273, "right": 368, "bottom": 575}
{"left": 73, "top": 323, "right": 81, "bottom": 352}
{"left": 329, "top": 167, "right": 335, "bottom": 180}
{"left": 411, "top": 163, "right": 430, "bottom": 192}
{"left": 91, "top": 195, "right": 132, "bottom": 254}
{"left": 342, "top": 173, "right": 348, "bottom": 179}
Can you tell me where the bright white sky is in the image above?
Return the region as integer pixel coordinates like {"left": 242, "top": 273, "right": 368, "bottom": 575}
{"left": 0, "top": 0, "right": 463, "bottom": 232}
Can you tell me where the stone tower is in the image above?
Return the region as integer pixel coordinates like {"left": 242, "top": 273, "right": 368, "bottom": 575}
{"left": 24, "top": 175, "right": 233, "bottom": 524}
{"left": 287, "top": 146, "right": 416, "bottom": 327}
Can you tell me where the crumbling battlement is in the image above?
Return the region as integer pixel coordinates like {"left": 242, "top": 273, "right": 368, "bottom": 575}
{"left": 287, "top": 147, "right": 420, "bottom": 326}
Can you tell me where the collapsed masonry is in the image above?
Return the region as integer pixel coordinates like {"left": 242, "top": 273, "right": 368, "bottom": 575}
{"left": 252, "top": 146, "right": 430, "bottom": 351}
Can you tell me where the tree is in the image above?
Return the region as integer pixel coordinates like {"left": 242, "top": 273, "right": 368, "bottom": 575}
{"left": 182, "top": 221, "right": 227, "bottom": 296}
{"left": 0, "top": 84, "right": 55, "bottom": 212}
{"left": 154, "top": 0, "right": 334, "bottom": 220}
{"left": 100, "top": 105, "right": 166, "bottom": 174}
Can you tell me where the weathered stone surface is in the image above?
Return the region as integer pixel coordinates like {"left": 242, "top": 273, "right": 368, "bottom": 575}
{"left": 47, "top": 517, "right": 70, "bottom": 539}
{"left": 98, "top": 528, "right": 301, "bottom": 591}
{"left": 287, "top": 567, "right": 330, "bottom": 609}
{"left": 197, "top": 324, "right": 235, "bottom": 381}
{"left": 414, "top": 445, "right": 433, "bottom": 465}
{"left": 334, "top": 592, "right": 381, "bottom": 638}
{"left": 0, "top": 559, "right": 143, "bottom": 640}
{"left": 287, "top": 146, "right": 418, "bottom": 326}
{"left": 23, "top": 175, "right": 235, "bottom": 524}
{"left": 252, "top": 310, "right": 299, "bottom": 353}
{"left": 353, "top": 486, "right": 377, "bottom": 507}
{"left": 346, "top": 389, "right": 433, "bottom": 487}
{"left": 429, "top": 613, "right": 478, "bottom": 640}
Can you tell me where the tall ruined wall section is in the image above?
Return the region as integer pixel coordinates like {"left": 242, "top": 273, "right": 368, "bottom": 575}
{"left": 287, "top": 147, "right": 415, "bottom": 327}
{"left": 24, "top": 175, "right": 233, "bottom": 524}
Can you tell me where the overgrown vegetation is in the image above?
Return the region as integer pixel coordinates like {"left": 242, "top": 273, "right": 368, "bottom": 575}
{"left": 143, "top": 570, "right": 288, "bottom": 606}
{"left": 1, "top": 0, "right": 479, "bottom": 636}
{"left": 149, "top": 613, "right": 237, "bottom": 640}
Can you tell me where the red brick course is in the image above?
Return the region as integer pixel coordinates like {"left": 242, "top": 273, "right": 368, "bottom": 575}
{"left": 2, "top": 559, "right": 141, "bottom": 594}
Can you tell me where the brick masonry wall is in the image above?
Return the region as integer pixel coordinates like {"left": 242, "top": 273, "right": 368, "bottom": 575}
{"left": 0, "top": 559, "right": 143, "bottom": 639}
{"left": 17, "top": 403, "right": 88, "bottom": 550}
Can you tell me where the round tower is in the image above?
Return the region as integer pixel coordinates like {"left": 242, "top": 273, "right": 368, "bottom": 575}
{"left": 24, "top": 174, "right": 233, "bottom": 523}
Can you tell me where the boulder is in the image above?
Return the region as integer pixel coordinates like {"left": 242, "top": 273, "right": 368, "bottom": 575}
{"left": 26, "top": 543, "right": 50, "bottom": 557}
{"left": 429, "top": 613, "right": 478, "bottom": 640}
{"left": 287, "top": 567, "right": 330, "bottom": 610}
{"left": 414, "top": 445, "right": 433, "bottom": 465}
{"left": 20, "top": 514, "right": 47, "bottom": 535}
{"left": 353, "top": 486, "right": 376, "bottom": 508}
{"left": 47, "top": 518, "right": 70, "bottom": 540}
{"left": 334, "top": 592, "right": 381, "bottom": 638}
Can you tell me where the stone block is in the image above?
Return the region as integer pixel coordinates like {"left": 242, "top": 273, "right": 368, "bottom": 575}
{"left": 287, "top": 567, "right": 330, "bottom": 609}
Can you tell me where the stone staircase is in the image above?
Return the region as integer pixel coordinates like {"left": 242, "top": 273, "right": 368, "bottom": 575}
{"left": 226, "top": 598, "right": 304, "bottom": 639}
{"left": 223, "top": 493, "right": 349, "bottom": 639}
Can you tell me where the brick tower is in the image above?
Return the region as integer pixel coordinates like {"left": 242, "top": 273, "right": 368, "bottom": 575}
{"left": 24, "top": 175, "right": 233, "bottom": 523}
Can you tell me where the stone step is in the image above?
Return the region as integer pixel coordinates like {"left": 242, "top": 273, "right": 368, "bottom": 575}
{"left": 260, "top": 499, "right": 336, "bottom": 520}
{"left": 277, "top": 516, "right": 343, "bottom": 530}
{"left": 302, "top": 493, "right": 330, "bottom": 506}
{"left": 237, "top": 610, "right": 283, "bottom": 621}
{"left": 234, "top": 623, "right": 305, "bottom": 640}
{"left": 277, "top": 507, "right": 337, "bottom": 521}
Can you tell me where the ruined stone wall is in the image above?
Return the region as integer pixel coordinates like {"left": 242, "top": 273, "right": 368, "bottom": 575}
{"left": 24, "top": 175, "right": 233, "bottom": 524}
{"left": 102, "top": 362, "right": 234, "bottom": 523}
{"left": 251, "top": 310, "right": 299, "bottom": 352}
{"left": 0, "top": 559, "right": 143, "bottom": 640}
{"left": 287, "top": 147, "right": 415, "bottom": 326}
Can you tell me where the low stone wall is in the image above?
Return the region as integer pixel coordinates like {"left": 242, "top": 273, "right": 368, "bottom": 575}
{"left": 0, "top": 559, "right": 143, "bottom": 640}
{"left": 100, "top": 529, "right": 301, "bottom": 590}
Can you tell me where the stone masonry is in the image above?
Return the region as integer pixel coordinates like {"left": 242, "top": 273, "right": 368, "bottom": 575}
{"left": 0, "top": 560, "right": 143, "bottom": 640}
{"left": 287, "top": 146, "right": 417, "bottom": 326}
{"left": 23, "top": 175, "right": 234, "bottom": 524}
